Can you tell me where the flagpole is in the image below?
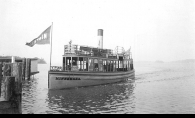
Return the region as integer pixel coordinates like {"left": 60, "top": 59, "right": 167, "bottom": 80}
{"left": 50, "top": 22, "right": 53, "bottom": 70}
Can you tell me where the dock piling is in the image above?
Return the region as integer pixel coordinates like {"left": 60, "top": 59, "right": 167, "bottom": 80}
{"left": 22, "top": 58, "right": 26, "bottom": 80}
{"left": 0, "top": 58, "right": 33, "bottom": 114}
{"left": 25, "top": 59, "right": 31, "bottom": 80}
{"left": 0, "top": 63, "right": 22, "bottom": 114}
{"left": 0, "top": 63, "right": 2, "bottom": 97}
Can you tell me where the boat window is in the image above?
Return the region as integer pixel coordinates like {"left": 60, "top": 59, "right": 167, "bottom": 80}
{"left": 114, "top": 61, "right": 116, "bottom": 71}
{"left": 71, "top": 57, "right": 78, "bottom": 71}
{"left": 63, "top": 57, "right": 65, "bottom": 71}
{"left": 116, "top": 61, "right": 118, "bottom": 71}
{"left": 78, "top": 57, "right": 84, "bottom": 71}
{"left": 99, "top": 59, "right": 103, "bottom": 71}
{"left": 125, "top": 60, "right": 128, "bottom": 71}
{"left": 130, "top": 60, "right": 132, "bottom": 70}
{"left": 127, "top": 61, "right": 129, "bottom": 71}
{"left": 89, "top": 58, "right": 94, "bottom": 71}
{"left": 112, "top": 61, "right": 114, "bottom": 72}
{"left": 103, "top": 60, "right": 107, "bottom": 72}
{"left": 107, "top": 60, "right": 110, "bottom": 72}
{"left": 119, "top": 61, "right": 122, "bottom": 68}
{"left": 122, "top": 61, "right": 124, "bottom": 71}
{"left": 77, "top": 60, "right": 80, "bottom": 70}
{"left": 124, "top": 60, "right": 126, "bottom": 71}
{"left": 66, "top": 57, "right": 71, "bottom": 70}
{"left": 110, "top": 61, "right": 113, "bottom": 72}
{"left": 72, "top": 57, "right": 78, "bottom": 66}
{"left": 113, "top": 61, "right": 116, "bottom": 72}
{"left": 131, "top": 60, "right": 133, "bottom": 70}
{"left": 94, "top": 59, "right": 99, "bottom": 71}
{"left": 119, "top": 60, "right": 123, "bottom": 71}
{"left": 84, "top": 58, "right": 88, "bottom": 71}
{"left": 131, "top": 60, "right": 134, "bottom": 70}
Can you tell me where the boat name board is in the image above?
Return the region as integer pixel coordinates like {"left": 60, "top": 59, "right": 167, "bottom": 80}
{"left": 56, "top": 77, "right": 81, "bottom": 81}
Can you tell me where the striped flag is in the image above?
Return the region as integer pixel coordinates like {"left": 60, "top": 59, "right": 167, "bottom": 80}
{"left": 26, "top": 25, "right": 51, "bottom": 47}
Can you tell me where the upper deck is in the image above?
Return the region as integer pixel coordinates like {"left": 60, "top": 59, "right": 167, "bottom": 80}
{"left": 64, "top": 43, "right": 132, "bottom": 60}
{"left": 51, "top": 29, "right": 133, "bottom": 72}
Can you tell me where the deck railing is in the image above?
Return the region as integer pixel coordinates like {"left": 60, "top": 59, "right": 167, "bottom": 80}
{"left": 50, "top": 66, "right": 62, "bottom": 71}
{"left": 64, "top": 44, "right": 129, "bottom": 59}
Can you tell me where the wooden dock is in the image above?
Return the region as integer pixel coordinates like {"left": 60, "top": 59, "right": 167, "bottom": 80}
{"left": 0, "top": 57, "right": 40, "bottom": 114}
{"left": 0, "top": 63, "right": 24, "bottom": 114}
{"left": 0, "top": 59, "right": 33, "bottom": 114}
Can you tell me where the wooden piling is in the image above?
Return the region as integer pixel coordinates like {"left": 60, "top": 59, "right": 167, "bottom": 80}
{"left": 22, "top": 58, "right": 26, "bottom": 80}
{"left": 28, "top": 59, "right": 31, "bottom": 80}
{"left": 25, "top": 59, "right": 31, "bottom": 80}
{"left": 0, "top": 76, "right": 15, "bottom": 101}
{"left": 0, "top": 77, "right": 20, "bottom": 114}
{"left": 0, "top": 63, "right": 22, "bottom": 114}
{"left": 0, "top": 58, "right": 32, "bottom": 114}
{"left": 0, "top": 63, "right": 2, "bottom": 97}
{"left": 11, "top": 63, "right": 22, "bottom": 114}
{"left": 2, "top": 63, "right": 12, "bottom": 77}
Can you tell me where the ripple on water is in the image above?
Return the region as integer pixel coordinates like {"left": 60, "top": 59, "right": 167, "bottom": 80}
{"left": 22, "top": 63, "right": 195, "bottom": 114}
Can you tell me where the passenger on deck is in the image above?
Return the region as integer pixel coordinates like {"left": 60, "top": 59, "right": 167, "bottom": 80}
{"left": 94, "top": 63, "right": 99, "bottom": 71}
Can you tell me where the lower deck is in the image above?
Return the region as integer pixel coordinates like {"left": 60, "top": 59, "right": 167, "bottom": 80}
{"left": 51, "top": 56, "right": 134, "bottom": 73}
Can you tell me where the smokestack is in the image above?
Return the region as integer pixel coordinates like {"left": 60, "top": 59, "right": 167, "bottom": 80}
{"left": 98, "top": 29, "right": 103, "bottom": 49}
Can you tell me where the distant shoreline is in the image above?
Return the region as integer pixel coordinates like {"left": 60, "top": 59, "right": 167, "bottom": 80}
{"left": 37, "top": 58, "right": 47, "bottom": 64}
{"left": 134, "top": 59, "right": 195, "bottom": 63}
{"left": 0, "top": 56, "right": 47, "bottom": 64}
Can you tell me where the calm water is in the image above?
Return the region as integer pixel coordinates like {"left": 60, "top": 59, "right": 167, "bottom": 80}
{"left": 22, "top": 62, "right": 195, "bottom": 114}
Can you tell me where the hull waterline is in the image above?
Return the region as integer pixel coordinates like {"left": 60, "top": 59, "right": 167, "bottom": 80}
{"left": 48, "top": 70, "right": 135, "bottom": 90}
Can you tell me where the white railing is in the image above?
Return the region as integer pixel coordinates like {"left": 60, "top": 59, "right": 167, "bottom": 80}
{"left": 63, "top": 44, "right": 132, "bottom": 59}
{"left": 50, "top": 66, "right": 62, "bottom": 71}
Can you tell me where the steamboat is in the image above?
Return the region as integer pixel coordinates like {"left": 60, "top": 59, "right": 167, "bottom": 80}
{"left": 48, "top": 29, "right": 135, "bottom": 90}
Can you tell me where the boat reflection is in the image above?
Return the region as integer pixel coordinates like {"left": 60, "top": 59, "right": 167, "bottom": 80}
{"left": 47, "top": 79, "right": 136, "bottom": 114}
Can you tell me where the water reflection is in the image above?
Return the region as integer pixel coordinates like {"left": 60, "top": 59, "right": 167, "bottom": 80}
{"left": 22, "top": 63, "right": 195, "bottom": 114}
{"left": 22, "top": 78, "right": 39, "bottom": 113}
{"left": 47, "top": 80, "right": 135, "bottom": 114}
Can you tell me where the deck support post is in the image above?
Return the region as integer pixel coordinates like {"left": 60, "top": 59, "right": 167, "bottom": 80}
{"left": 88, "top": 58, "right": 89, "bottom": 72}
{"left": 114, "top": 61, "right": 116, "bottom": 72}
{"left": 118, "top": 61, "right": 119, "bottom": 72}
{"left": 71, "top": 57, "right": 72, "bottom": 71}
{"left": 65, "top": 57, "right": 66, "bottom": 71}
{"left": 109, "top": 60, "right": 112, "bottom": 72}
{"left": 83, "top": 58, "right": 84, "bottom": 71}
{"left": 62, "top": 57, "right": 64, "bottom": 71}
{"left": 77, "top": 57, "right": 79, "bottom": 71}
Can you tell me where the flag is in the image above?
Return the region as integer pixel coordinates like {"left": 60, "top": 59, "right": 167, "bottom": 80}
{"left": 26, "top": 25, "right": 51, "bottom": 47}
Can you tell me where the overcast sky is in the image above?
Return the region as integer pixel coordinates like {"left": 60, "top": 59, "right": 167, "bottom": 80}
{"left": 0, "top": 0, "right": 195, "bottom": 64}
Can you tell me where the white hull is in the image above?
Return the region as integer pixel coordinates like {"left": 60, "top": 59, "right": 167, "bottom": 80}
{"left": 48, "top": 70, "right": 135, "bottom": 90}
